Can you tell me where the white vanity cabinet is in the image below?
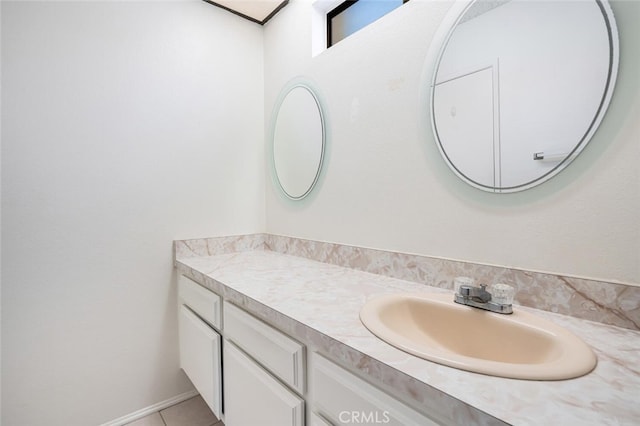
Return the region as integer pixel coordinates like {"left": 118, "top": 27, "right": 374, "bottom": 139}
{"left": 223, "top": 302, "right": 305, "bottom": 426}
{"left": 177, "top": 276, "right": 222, "bottom": 419}
{"left": 176, "top": 273, "right": 441, "bottom": 426}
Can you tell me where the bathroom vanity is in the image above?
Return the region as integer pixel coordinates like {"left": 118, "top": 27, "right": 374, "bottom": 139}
{"left": 174, "top": 239, "right": 639, "bottom": 425}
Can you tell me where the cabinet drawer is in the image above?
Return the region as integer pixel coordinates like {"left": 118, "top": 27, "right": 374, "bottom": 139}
{"left": 224, "top": 302, "right": 305, "bottom": 394}
{"left": 224, "top": 341, "right": 304, "bottom": 426}
{"left": 178, "top": 275, "right": 221, "bottom": 329}
{"left": 312, "top": 353, "right": 440, "bottom": 426}
{"left": 178, "top": 305, "right": 222, "bottom": 418}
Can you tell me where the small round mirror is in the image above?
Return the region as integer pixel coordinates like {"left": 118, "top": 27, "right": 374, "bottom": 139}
{"left": 429, "top": 0, "right": 619, "bottom": 192}
{"left": 271, "top": 83, "right": 326, "bottom": 200}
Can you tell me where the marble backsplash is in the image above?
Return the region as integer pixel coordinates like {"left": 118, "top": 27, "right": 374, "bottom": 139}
{"left": 174, "top": 233, "right": 639, "bottom": 331}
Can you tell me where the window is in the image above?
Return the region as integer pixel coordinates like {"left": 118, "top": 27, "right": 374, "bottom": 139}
{"left": 327, "top": 0, "right": 407, "bottom": 47}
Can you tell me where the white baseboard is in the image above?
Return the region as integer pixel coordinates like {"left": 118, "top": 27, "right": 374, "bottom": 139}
{"left": 100, "top": 389, "right": 199, "bottom": 426}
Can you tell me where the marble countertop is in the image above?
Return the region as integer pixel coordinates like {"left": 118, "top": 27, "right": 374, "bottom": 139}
{"left": 175, "top": 250, "right": 639, "bottom": 425}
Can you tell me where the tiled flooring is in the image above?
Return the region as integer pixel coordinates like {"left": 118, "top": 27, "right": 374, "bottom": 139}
{"left": 124, "top": 395, "right": 223, "bottom": 426}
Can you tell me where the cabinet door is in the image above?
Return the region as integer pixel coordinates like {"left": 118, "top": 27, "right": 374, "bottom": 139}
{"left": 224, "top": 341, "right": 304, "bottom": 426}
{"left": 179, "top": 305, "right": 222, "bottom": 418}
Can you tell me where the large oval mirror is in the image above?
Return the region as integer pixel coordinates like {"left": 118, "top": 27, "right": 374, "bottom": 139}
{"left": 429, "top": 0, "right": 619, "bottom": 192}
{"left": 271, "top": 83, "right": 326, "bottom": 200}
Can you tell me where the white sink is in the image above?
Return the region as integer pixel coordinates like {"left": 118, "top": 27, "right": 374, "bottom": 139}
{"left": 360, "top": 293, "right": 597, "bottom": 380}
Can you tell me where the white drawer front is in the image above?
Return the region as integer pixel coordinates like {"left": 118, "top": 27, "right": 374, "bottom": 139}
{"left": 312, "top": 353, "right": 440, "bottom": 426}
{"left": 224, "top": 302, "right": 305, "bottom": 394}
{"left": 224, "top": 341, "right": 304, "bottom": 426}
{"left": 178, "top": 305, "right": 222, "bottom": 418}
{"left": 178, "top": 275, "right": 221, "bottom": 329}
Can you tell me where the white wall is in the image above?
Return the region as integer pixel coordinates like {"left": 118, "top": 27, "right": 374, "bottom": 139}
{"left": 264, "top": 0, "right": 640, "bottom": 285}
{"left": 1, "top": 1, "right": 264, "bottom": 425}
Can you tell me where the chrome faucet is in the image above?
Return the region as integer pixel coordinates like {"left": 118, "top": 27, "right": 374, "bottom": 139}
{"left": 454, "top": 283, "right": 513, "bottom": 314}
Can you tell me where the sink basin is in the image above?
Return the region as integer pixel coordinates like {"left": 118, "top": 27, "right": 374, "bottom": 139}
{"left": 360, "top": 293, "right": 596, "bottom": 380}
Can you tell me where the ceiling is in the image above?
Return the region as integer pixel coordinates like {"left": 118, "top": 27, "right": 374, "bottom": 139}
{"left": 202, "top": 0, "right": 289, "bottom": 25}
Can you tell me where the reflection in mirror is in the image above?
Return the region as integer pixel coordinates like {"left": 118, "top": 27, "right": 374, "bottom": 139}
{"left": 271, "top": 83, "right": 326, "bottom": 200}
{"left": 430, "top": 0, "right": 619, "bottom": 192}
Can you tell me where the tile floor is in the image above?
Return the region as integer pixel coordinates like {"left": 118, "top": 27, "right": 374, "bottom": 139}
{"left": 124, "top": 395, "right": 223, "bottom": 426}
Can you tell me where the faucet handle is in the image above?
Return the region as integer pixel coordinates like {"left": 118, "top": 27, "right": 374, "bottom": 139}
{"left": 491, "top": 283, "right": 515, "bottom": 305}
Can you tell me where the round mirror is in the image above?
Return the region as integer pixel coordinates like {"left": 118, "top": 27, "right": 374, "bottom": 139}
{"left": 429, "top": 0, "right": 619, "bottom": 192}
{"left": 271, "top": 83, "right": 326, "bottom": 200}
